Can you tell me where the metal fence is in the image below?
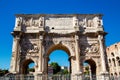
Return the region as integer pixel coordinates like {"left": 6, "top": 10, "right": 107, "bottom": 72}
{"left": 0, "top": 74, "right": 120, "bottom": 80}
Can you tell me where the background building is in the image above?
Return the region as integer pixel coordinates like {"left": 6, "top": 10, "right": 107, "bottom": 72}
{"left": 106, "top": 42, "right": 120, "bottom": 76}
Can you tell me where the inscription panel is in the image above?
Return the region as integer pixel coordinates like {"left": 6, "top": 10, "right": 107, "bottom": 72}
{"left": 45, "top": 16, "right": 75, "bottom": 33}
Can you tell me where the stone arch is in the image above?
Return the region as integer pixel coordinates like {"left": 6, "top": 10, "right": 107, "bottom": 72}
{"left": 114, "top": 72, "right": 117, "bottom": 76}
{"left": 21, "top": 59, "right": 35, "bottom": 74}
{"left": 45, "top": 43, "right": 72, "bottom": 73}
{"left": 46, "top": 43, "right": 71, "bottom": 56}
{"left": 109, "top": 59, "right": 111, "bottom": 63}
{"left": 111, "top": 52, "right": 114, "bottom": 57}
{"left": 84, "top": 59, "right": 96, "bottom": 75}
{"left": 116, "top": 56, "right": 120, "bottom": 60}
{"left": 10, "top": 14, "right": 109, "bottom": 80}
{"left": 112, "top": 58, "right": 116, "bottom": 67}
{"left": 108, "top": 59, "right": 111, "bottom": 66}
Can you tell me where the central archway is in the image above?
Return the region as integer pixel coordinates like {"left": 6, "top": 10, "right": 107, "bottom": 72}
{"left": 47, "top": 44, "right": 71, "bottom": 56}
{"left": 45, "top": 44, "right": 72, "bottom": 74}
{"left": 48, "top": 50, "right": 70, "bottom": 74}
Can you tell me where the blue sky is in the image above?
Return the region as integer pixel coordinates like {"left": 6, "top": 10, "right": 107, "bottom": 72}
{"left": 0, "top": 0, "right": 120, "bottom": 69}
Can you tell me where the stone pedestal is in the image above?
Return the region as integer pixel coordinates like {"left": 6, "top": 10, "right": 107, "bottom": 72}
{"left": 34, "top": 72, "right": 43, "bottom": 80}
{"left": 75, "top": 72, "right": 83, "bottom": 80}
{"left": 71, "top": 72, "right": 82, "bottom": 80}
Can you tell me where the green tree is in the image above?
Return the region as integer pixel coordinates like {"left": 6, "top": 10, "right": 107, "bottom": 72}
{"left": 63, "top": 69, "right": 69, "bottom": 74}
{"left": 27, "top": 68, "right": 35, "bottom": 73}
{"left": 84, "top": 66, "right": 89, "bottom": 75}
{"left": 0, "top": 69, "right": 9, "bottom": 76}
{"left": 50, "top": 62, "right": 61, "bottom": 74}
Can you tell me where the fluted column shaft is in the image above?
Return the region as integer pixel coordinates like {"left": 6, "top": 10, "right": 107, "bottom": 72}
{"left": 12, "top": 36, "right": 20, "bottom": 73}
{"left": 75, "top": 35, "right": 80, "bottom": 72}
{"left": 98, "top": 35, "right": 107, "bottom": 72}
{"left": 38, "top": 36, "right": 43, "bottom": 72}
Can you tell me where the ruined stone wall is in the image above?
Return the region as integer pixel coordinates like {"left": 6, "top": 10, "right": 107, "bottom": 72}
{"left": 106, "top": 42, "right": 120, "bottom": 76}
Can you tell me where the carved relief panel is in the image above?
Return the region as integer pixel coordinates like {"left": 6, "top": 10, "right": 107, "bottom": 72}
{"left": 23, "top": 17, "right": 32, "bottom": 27}
{"left": 81, "top": 43, "right": 100, "bottom": 56}
{"left": 31, "top": 17, "right": 44, "bottom": 27}
{"left": 77, "top": 16, "right": 102, "bottom": 28}
{"left": 80, "top": 36, "right": 100, "bottom": 56}
{"left": 87, "top": 18, "right": 94, "bottom": 27}
{"left": 15, "top": 17, "right": 22, "bottom": 27}
{"left": 15, "top": 16, "right": 44, "bottom": 32}
{"left": 85, "top": 43, "right": 99, "bottom": 54}
{"left": 78, "top": 18, "right": 86, "bottom": 27}
{"left": 43, "top": 35, "right": 75, "bottom": 57}
{"left": 20, "top": 34, "right": 39, "bottom": 55}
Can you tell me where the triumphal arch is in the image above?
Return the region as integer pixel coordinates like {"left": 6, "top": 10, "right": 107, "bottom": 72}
{"left": 10, "top": 14, "right": 108, "bottom": 79}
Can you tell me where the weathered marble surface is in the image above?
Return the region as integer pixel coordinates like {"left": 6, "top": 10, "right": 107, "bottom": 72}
{"left": 10, "top": 14, "right": 108, "bottom": 80}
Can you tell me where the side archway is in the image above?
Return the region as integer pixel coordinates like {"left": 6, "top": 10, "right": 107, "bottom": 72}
{"left": 21, "top": 59, "right": 35, "bottom": 74}
{"left": 84, "top": 59, "right": 97, "bottom": 80}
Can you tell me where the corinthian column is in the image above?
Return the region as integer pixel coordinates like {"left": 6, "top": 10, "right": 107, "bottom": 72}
{"left": 10, "top": 36, "right": 20, "bottom": 73}
{"left": 75, "top": 35, "right": 80, "bottom": 72}
{"left": 98, "top": 35, "right": 107, "bottom": 73}
{"left": 38, "top": 35, "right": 43, "bottom": 73}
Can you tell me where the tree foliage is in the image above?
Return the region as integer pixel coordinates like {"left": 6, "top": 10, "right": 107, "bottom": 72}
{"left": 27, "top": 68, "right": 35, "bottom": 73}
{"left": 84, "top": 66, "right": 89, "bottom": 75}
{"left": 0, "top": 69, "right": 9, "bottom": 76}
{"left": 63, "top": 69, "right": 69, "bottom": 74}
{"left": 50, "top": 62, "right": 61, "bottom": 74}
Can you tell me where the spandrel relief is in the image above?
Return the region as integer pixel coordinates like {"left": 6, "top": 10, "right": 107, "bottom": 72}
{"left": 81, "top": 43, "right": 99, "bottom": 55}
{"left": 21, "top": 41, "right": 39, "bottom": 54}
{"left": 28, "top": 43, "right": 39, "bottom": 53}
{"left": 20, "top": 34, "right": 39, "bottom": 54}
{"left": 85, "top": 43, "right": 99, "bottom": 54}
